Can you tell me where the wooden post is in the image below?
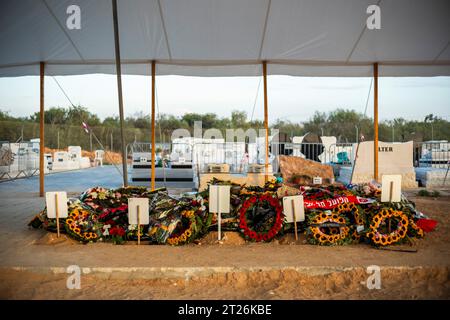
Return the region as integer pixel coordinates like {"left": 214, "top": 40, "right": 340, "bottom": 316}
{"left": 263, "top": 61, "right": 269, "bottom": 183}
{"left": 39, "top": 62, "right": 45, "bottom": 197}
{"left": 151, "top": 60, "right": 156, "bottom": 191}
{"left": 291, "top": 199, "right": 298, "bottom": 241}
{"left": 137, "top": 205, "right": 140, "bottom": 245}
{"left": 389, "top": 181, "right": 393, "bottom": 202}
{"left": 55, "top": 193, "right": 60, "bottom": 238}
{"left": 217, "top": 193, "right": 221, "bottom": 241}
{"left": 112, "top": 0, "right": 128, "bottom": 187}
{"left": 373, "top": 63, "right": 379, "bottom": 182}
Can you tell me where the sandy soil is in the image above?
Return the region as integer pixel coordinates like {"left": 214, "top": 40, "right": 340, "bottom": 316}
{"left": 0, "top": 193, "right": 449, "bottom": 299}
{"left": 1, "top": 267, "right": 448, "bottom": 300}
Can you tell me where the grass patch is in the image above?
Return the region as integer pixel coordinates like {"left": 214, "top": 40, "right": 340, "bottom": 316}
{"left": 417, "top": 189, "right": 440, "bottom": 197}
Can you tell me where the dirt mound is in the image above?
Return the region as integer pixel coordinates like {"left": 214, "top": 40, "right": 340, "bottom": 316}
{"left": 44, "top": 147, "right": 124, "bottom": 164}
{"left": 1, "top": 267, "right": 448, "bottom": 299}
{"left": 197, "top": 232, "right": 246, "bottom": 245}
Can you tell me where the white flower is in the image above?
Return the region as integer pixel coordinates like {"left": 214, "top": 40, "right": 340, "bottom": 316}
{"left": 102, "top": 224, "right": 111, "bottom": 236}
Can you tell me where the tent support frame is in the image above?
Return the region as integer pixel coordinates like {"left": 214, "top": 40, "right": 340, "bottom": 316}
{"left": 39, "top": 62, "right": 45, "bottom": 197}
{"left": 263, "top": 61, "right": 269, "bottom": 182}
{"left": 112, "top": 0, "right": 128, "bottom": 187}
{"left": 374, "top": 62, "right": 379, "bottom": 181}
{"left": 151, "top": 61, "right": 156, "bottom": 190}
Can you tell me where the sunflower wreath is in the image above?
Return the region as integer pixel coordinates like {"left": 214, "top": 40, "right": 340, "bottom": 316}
{"left": 166, "top": 210, "right": 197, "bottom": 246}
{"left": 365, "top": 208, "right": 409, "bottom": 246}
{"left": 238, "top": 193, "right": 284, "bottom": 242}
{"left": 332, "top": 202, "right": 365, "bottom": 242}
{"left": 407, "top": 218, "right": 425, "bottom": 238}
{"left": 65, "top": 205, "right": 101, "bottom": 243}
{"left": 306, "top": 212, "right": 351, "bottom": 245}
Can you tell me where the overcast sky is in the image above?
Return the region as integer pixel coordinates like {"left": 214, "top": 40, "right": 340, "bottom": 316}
{"left": 0, "top": 75, "right": 449, "bottom": 123}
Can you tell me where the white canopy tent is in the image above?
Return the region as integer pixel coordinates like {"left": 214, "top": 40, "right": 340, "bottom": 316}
{"left": 0, "top": 0, "right": 449, "bottom": 195}
{"left": 1, "top": 0, "right": 449, "bottom": 77}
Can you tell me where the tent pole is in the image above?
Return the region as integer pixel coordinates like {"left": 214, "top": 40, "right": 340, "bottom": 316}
{"left": 39, "top": 62, "right": 45, "bottom": 197}
{"left": 151, "top": 60, "right": 156, "bottom": 190}
{"left": 373, "top": 62, "right": 379, "bottom": 182}
{"left": 112, "top": 0, "right": 128, "bottom": 187}
{"left": 263, "top": 61, "right": 269, "bottom": 183}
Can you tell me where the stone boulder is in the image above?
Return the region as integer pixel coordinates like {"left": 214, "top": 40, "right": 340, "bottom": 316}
{"left": 278, "top": 155, "right": 334, "bottom": 185}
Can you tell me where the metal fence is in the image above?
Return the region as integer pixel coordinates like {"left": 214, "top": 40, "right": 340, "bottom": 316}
{"left": 0, "top": 141, "right": 41, "bottom": 180}
{"left": 128, "top": 141, "right": 356, "bottom": 174}
{"left": 414, "top": 141, "right": 450, "bottom": 168}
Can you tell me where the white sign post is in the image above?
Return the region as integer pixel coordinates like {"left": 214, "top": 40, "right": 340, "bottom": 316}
{"left": 313, "top": 177, "right": 322, "bottom": 185}
{"left": 283, "top": 195, "right": 305, "bottom": 240}
{"left": 209, "top": 185, "right": 231, "bottom": 241}
{"left": 381, "top": 175, "right": 402, "bottom": 203}
{"left": 128, "top": 198, "right": 150, "bottom": 245}
{"left": 45, "top": 191, "right": 68, "bottom": 238}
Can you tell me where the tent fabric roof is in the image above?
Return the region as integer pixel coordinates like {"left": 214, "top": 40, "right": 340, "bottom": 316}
{"left": 1, "top": 0, "right": 449, "bottom": 77}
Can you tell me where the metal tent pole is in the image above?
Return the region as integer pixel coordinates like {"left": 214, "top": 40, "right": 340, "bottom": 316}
{"left": 263, "top": 61, "right": 269, "bottom": 183}
{"left": 39, "top": 62, "right": 45, "bottom": 197}
{"left": 112, "top": 0, "right": 128, "bottom": 187}
{"left": 373, "top": 63, "right": 379, "bottom": 182}
{"left": 151, "top": 60, "right": 156, "bottom": 190}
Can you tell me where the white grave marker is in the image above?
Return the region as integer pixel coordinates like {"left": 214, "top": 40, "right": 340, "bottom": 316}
{"left": 283, "top": 195, "right": 305, "bottom": 240}
{"left": 209, "top": 185, "right": 231, "bottom": 241}
{"left": 128, "top": 198, "right": 149, "bottom": 245}
{"left": 381, "top": 174, "right": 402, "bottom": 203}
{"left": 45, "top": 191, "right": 68, "bottom": 238}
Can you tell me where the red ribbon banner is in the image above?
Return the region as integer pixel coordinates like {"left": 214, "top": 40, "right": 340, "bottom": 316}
{"left": 304, "top": 196, "right": 375, "bottom": 209}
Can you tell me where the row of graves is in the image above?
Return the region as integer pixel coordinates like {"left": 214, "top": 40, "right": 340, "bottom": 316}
{"left": 29, "top": 155, "right": 437, "bottom": 248}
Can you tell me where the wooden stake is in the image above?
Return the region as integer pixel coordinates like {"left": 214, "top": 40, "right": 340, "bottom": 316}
{"left": 112, "top": 0, "right": 128, "bottom": 187}
{"left": 55, "top": 193, "right": 60, "bottom": 238}
{"left": 137, "top": 205, "right": 140, "bottom": 245}
{"left": 217, "top": 192, "right": 221, "bottom": 241}
{"left": 388, "top": 180, "right": 393, "bottom": 233}
{"left": 263, "top": 61, "right": 269, "bottom": 183}
{"left": 373, "top": 63, "right": 379, "bottom": 182}
{"left": 389, "top": 181, "right": 393, "bottom": 202}
{"left": 151, "top": 60, "right": 156, "bottom": 191}
{"left": 291, "top": 199, "right": 298, "bottom": 241}
{"left": 39, "top": 62, "right": 45, "bottom": 197}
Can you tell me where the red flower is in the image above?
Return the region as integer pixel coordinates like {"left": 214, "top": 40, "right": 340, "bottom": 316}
{"left": 110, "top": 226, "right": 125, "bottom": 237}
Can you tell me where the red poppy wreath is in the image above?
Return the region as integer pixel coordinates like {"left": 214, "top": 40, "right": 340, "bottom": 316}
{"left": 239, "top": 193, "right": 284, "bottom": 242}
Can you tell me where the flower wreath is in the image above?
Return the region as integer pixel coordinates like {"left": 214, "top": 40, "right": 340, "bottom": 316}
{"left": 408, "top": 218, "right": 424, "bottom": 238}
{"left": 333, "top": 202, "right": 365, "bottom": 242}
{"left": 238, "top": 193, "right": 284, "bottom": 242}
{"left": 307, "top": 212, "right": 350, "bottom": 245}
{"left": 166, "top": 210, "right": 196, "bottom": 246}
{"left": 65, "top": 205, "right": 100, "bottom": 242}
{"left": 366, "top": 208, "right": 409, "bottom": 246}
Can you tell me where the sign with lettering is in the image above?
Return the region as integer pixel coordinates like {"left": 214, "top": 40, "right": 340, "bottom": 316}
{"left": 351, "top": 141, "right": 416, "bottom": 188}
{"left": 313, "top": 176, "right": 322, "bottom": 185}
{"left": 304, "top": 196, "right": 375, "bottom": 209}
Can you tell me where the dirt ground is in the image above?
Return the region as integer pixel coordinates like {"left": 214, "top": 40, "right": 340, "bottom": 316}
{"left": 0, "top": 192, "right": 449, "bottom": 300}
{"left": 1, "top": 267, "right": 448, "bottom": 300}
